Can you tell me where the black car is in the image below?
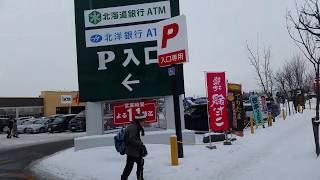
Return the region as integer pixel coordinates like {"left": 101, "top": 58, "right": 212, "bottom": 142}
{"left": 68, "top": 111, "right": 86, "bottom": 132}
{"left": 184, "top": 104, "right": 209, "bottom": 131}
{"left": 0, "top": 118, "right": 10, "bottom": 133}
{"left": 47, "top": 114, "right": 76, "bottom": 133}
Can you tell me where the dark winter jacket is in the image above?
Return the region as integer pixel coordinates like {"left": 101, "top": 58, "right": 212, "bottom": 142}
{"left": 124, "top": 123, "right": 143, "bottom": 158}
{"left": 8, "top": 120, "right": 14, "bottom": 129}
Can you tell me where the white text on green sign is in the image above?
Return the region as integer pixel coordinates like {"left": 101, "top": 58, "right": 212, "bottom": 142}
{"left": 86, "top": 23, "right": 158, "bottom": 47}
{"left": 84, "top": 1, "right": 171, "bottom": 27}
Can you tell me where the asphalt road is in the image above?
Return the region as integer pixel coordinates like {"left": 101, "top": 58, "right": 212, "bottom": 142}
{"left": 0, "top": 139, "right": 74, "bottom": 180}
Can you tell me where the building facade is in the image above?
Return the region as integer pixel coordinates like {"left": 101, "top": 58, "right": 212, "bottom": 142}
{"left": 0, "top": 91, "right": 86, "bottom": 118}
{"left": 40, "top": 91, "right": 85, "bottom": 116}
{"left": 0, "top": 97, "right": 43, "bottom": 118}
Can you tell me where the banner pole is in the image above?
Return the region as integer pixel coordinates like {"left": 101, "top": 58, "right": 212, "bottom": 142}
{"left": 204, "top": 71, "right": 216, "bottom": 150}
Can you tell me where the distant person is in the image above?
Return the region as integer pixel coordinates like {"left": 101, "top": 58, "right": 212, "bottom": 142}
{"left": 12, "top": 119, "right": 19, "bottom": 138}
{"left": 121, "top": 113, "right": 148, "bottom": 180}
{"left": 6, "top": 117, "right": 14, "bottom": 138}
{"left": 300, "top": 94, "right": 306, "bottom": 110}
{"left": 293, "top": 95, "right": 298, "bottom": 113}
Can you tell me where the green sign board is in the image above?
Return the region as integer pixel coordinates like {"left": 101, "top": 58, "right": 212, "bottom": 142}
{"left": 249, "top": 95, "right": 263, "bottom": 124}
{"left": 74, "top": 0, "right": 184, "bottom": 102}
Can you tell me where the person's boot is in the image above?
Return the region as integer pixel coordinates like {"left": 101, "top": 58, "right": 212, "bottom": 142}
{"left": 137, "top": 172, "right": 144, "bottom": 180}
{"left": 121, "top": 175, "right": 127, "bottom": 180}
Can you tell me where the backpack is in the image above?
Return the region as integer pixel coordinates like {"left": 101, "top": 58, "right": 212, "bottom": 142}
{"left": 114, "top": 128, "right": 126, "bottom": 155}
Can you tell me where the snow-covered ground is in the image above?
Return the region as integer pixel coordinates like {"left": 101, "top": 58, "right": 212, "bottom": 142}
{"left": 0, "top": 132, "right": 85, "bottom": 152}
{"left": 32, "top": 109, "right": 320, "bottom": 180}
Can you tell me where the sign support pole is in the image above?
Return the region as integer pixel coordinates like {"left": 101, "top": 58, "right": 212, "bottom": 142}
{"left": 169, "top": 65, "right": 184, "bottom": 158}
{"left": 204, "top": 71, "right": 216, "bottom": 150}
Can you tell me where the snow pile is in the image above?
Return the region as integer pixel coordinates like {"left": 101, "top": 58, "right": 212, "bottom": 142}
{"left": 32, "top": 110, "right": 320, "bottom": 180}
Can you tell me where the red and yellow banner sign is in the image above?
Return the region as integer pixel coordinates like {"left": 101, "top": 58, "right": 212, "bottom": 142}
{"left": 206, "top": 72, "right": 228, "bottom": 131}
{"left": 113, "top": 99, "right": 157, "bottom": 125}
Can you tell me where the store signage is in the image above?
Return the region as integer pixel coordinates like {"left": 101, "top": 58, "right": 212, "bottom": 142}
{"left": 227, "top": 83, "right": 245, "bottom": 131}
{"left": 157, "top": 15, "right": 189, "bottom": 67}
{"left": 74, "top": 0, "right": 184, "bottom": 102}
{"left": 249, "top": 95, "right": 263, "bottom": 124}
{"left": 85, "top": 23, "right": 158, "bottom": 47}
{"left": 206, "top": 72, "right": 228, "bottom": 131}
{"left": 61, "top": 95, "right": 72, "bottom": 104}
{"left": 113, "top": 99, "right": 157, "bottom": 125}
{"left": 84, "top": 1, "right": 171, "bottom": 27}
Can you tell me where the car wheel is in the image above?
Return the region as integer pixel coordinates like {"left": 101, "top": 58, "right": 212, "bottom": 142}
{"left": 48, "top": 128, "right": 53, "bottom": 133}
{"left": 107, "top": 125, "right": 111, "bottom": 130}
{"left": 39, "top": 128, "right": 45, "bottom": 133}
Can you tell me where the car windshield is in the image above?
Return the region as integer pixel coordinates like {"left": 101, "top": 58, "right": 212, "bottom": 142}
{"left": 53, "top": 117, "right": 64, "bottom": 123}
{"left": 34, "top": 120, "right": 44, "bottom": 124}
{"left": 23, "top": 120, "right": 34, "bottom": 125}
{"left": 75, "top": 112, "right": 85, "bottom": 118}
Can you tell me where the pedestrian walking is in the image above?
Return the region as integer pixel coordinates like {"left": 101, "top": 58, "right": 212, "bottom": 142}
{"left": 6, "top": 117, "right": 14, "bottom": 139}
{"left": 121, "top": 113, "right": 148, "bottom": 180}
{"left": 12, "top": 119, "right": 19, "bottom": 138}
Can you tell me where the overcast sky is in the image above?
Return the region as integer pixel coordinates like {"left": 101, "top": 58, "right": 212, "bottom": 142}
{"left": 0, "top": 0, "right": 299, "bottom": 97}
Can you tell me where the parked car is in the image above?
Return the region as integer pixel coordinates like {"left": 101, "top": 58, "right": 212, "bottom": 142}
{"left": 194, "top": 97, "right": 207, "bottom": 105}
{"left": 43, "top": 117, "right": 55, "bottom": 129}
{"left": 24, "top": 119, "right": 49, "bottom": 133}
{"left": 15, "top": 117, "right": 32, "bottom": 121}
{"left": 0, "top": 118, "right": 10, "bottom": 133}
{"left": 47, "top": 114, "right": 76, "bottom": 133}
{"left": 47, "top": 114, "right": 64, "bottom": 119}
{"left": 69, "top": 111, "right": 86, "bottom": 132}
{"left": 17, "top": 119, "right": 37, "bottom": 133}
{"left": 183, "top": 97, "right": 196, "bottom": 109}
{"left": 184, "top": 104, "right": 209, "bottom": 131}
{"left": 267, "top": 101, "right": 281, "bottom": 118}
{"left": 17, "top": 118, "right": 33, "bottom": 126}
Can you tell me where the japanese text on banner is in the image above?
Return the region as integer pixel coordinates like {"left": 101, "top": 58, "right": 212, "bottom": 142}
{"left": 206, "top": 72, "right": 228, "bottom": 131}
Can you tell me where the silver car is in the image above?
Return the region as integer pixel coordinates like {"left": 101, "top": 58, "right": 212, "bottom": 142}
{"left": 24, "top": 119, "right": 49, "bottom": 133}
{"left": 17, "top": 119, "right": 35, "bottom": 133}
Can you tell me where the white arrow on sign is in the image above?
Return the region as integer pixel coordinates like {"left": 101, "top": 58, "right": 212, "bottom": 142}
{"left": 122, "top": 73, "right": 140, "bottom": 92}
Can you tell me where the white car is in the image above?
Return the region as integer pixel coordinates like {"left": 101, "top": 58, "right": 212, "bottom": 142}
{"left": 17, "top": 118, "right": 43, "bottom": 134}
{"left": 24, "top": 119, "right": 48, "bottom": 133}
{"left": 17, "top": 119, "right": 37, "bottom": 133}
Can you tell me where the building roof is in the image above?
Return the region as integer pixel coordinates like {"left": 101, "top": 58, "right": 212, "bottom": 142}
{"left": 0, "top": 97, "right": 43, "bottom": 108}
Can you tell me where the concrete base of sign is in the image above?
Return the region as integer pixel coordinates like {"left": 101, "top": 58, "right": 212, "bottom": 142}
{"left": 74, "top": 130, "right": 195, "bottom": 151}
{"left": 86, "top": 102, "right": 104, "bottom": 135}
{"left": 164, "top": 95, "right": 185, "bottom": 129}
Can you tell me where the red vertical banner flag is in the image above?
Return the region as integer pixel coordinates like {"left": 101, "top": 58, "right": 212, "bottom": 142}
{"left": 206, "top": 72, "right": 229, "bottom": 131}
